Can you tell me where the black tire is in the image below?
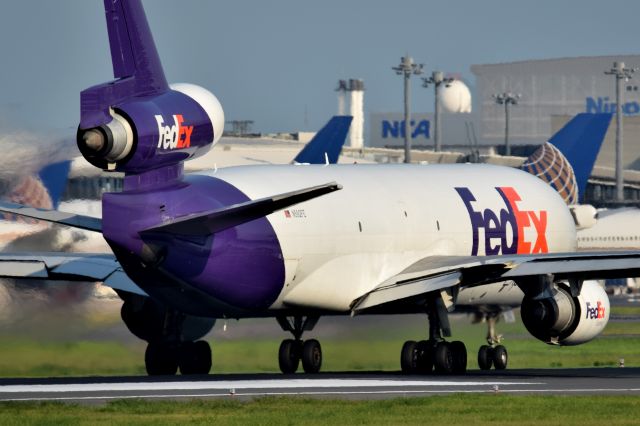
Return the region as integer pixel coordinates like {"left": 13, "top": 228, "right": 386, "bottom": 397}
{"left": 400, "top": 340, "right": 418, "bottom": 373}
{"left": 301, "top": 339, "right": 322, "bottom": 374}
{"left": 492, "top": 345, "right": 508, "bottom": 370}
{"left": 433, "top": 342, "right": 453, "bottom": 374}
{"left": 278, "top": 339, "right": 300, "bottom": 374}
{"left": 145, "top": 342, "right": 178, "bottom": 376}
{"left": 416, "top": 340, "right": 434, "bottom": 374}
{"left": 179, "top": 341, "right": 212, "bottom": 375}
{"left": 450, "top": 341, "right": 467, "bottom": 374}
{"left": 477, "top": 345, "right": 493, "bottom": 370}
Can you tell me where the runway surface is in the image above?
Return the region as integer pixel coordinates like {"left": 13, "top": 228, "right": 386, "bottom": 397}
{"left": 1, "top": 368, "right": 639, "bottom": 403}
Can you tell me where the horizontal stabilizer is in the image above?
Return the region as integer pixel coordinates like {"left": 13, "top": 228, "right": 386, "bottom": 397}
{"left": 142, "top": 182, "right": 342, "bottom": 236}
{"left": 0, "top": 253, "right": 147, "bottom": 297}
{"left": 0, "top": 202, "right": 102, "bottom": 232}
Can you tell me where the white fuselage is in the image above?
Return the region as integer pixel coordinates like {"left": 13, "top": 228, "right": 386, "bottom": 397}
{"left": 202, "top": 163, "right": 576, "bottom": 312}
{"left": 577, "top": 207, "right": 640, "bottom": 251}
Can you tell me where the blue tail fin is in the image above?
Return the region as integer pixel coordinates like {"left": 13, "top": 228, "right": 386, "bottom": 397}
{"left": 521, "top": 113, "right": 612, "bottom": 203}
{"left": 293, "top": 116, "right": 353, "bottom": 164}
{"left": 38, "top": 161, "right": 72, "bottom": 209}
{"left": 548, "top": 113, "right": 612, "bottom": 196}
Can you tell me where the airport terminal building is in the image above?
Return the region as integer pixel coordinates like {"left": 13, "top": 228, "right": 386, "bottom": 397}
{"left": 472, "top": 55, "right": 640, "bottom": 145}
{"left": 371, "top": 55, "right": 640, "bottom": 170}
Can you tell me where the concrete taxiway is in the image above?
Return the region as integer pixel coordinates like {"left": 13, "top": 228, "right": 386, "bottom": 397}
{"left": 0, "top": 368, "right": 638, "bottom": 403}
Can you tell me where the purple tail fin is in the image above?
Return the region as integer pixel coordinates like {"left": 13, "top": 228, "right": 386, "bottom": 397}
{"left": 104, "top": 0, "right": 167, "bottom": 90}
{"left": 80, "top": 0, "right": 169, "bottom": 129}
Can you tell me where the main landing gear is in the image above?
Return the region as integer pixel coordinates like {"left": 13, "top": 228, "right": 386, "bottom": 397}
{"left": 120, "top": 296, "right": 214, "bottom": 376}
{"left": 401, "top": 294, "right": 468, "bottom": 374}
{"left": 277, "top": 316, "right": 322, "bottom": 374}
{"left": 476, "top": 313, "right": 508, "bottom": 371}
{"left": 145, "top": 340, "right": 212, "bottom": 375}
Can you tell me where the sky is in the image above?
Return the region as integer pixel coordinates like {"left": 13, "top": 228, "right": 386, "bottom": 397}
{"left": 2, "top": 0, "right": 640, "bottom": 136}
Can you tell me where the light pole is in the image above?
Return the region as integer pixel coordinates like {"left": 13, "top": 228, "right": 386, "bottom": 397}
{"left": 605, "top": 61, "right": 636, "bottom": 202}
{"left": 423, "top": 71, "right": 453, "bottom": 152}
{"left": 393, "top": 55, "right": 423, "bottom": 163}
{"left": 492, "top": 92, "right": 521, "bottom": 156}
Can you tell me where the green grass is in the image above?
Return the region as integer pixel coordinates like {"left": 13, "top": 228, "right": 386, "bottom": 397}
{"left": 0, "top": 338, "right": 146, "bottom": 377}
{"left": 610, "top": 305, "right": 640, "bottom": 316}
{"left": 0, "top": 395, "right": 639, "bottom": 425}
{"left": 1, "top": 305, "right": 639, "bottom": 377}
{"left": 1, "top": 323, "right": 639, "bottom": 377}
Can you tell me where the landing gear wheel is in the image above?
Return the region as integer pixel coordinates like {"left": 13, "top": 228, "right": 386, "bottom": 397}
{"left": 400, "top": 340, "right": 419, "bottom": 373}
{"left": 145, "top": 342, "right": 178, "bottom": 376}
{"left": 434, "top": 341, "right": 453, "bottom": 374}
{"left": 416, "top": 340, "right": 434, "bottom": 374}
{"left": 450, "top": 341, "right": 467, "bottom": 374}
{"left": 492, "top": 345, "right": 508, "bottom": 370}
{"left": 477, "top": 345, "right": 493, "bottom": 370}
{"left": 178, "top": 341, "right": 212, "bottom": 375}
{"left": 301, "top": 339, "right": 322, "bottom": 374}
{"left": 279, "top": 339, "right": 301, "bottom": 374}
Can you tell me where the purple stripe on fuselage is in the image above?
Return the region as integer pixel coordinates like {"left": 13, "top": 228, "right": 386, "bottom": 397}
{"left": 102, "top": 172, "right": 285, "bottom": 311}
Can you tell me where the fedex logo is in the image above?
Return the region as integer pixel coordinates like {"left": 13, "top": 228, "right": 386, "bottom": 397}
{"left": 455, "top": 186, "right": 548, "bottom": 256}
{"left": 155, "top": 114, "right": 194, "bottom": 150}
{"left": 585, "top": 301, "right": 606, "bottom": 320}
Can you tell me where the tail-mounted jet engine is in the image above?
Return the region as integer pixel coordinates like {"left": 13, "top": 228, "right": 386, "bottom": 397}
{"left": 520, "top": 280, "right": 609, "bottom": 345}
{"left": 77, "top": 83, "right": 224, "bottom": 173}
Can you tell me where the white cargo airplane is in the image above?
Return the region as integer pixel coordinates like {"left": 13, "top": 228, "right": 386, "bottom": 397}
{"left": 0, "top": 0, "right": 636, "bottom": 376}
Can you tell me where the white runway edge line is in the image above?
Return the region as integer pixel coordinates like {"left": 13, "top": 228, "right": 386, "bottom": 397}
{"left": 0, "top": 379, "right": 542, "bottom": 394}
{"left": 3, "top": 388, "right": 640, "bottom": 403}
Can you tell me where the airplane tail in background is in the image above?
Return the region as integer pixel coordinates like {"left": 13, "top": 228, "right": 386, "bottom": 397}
{"left": 37, "top": 161, "right": 72, "bottom": 209}
{"left": 0, "top": 160, "right": 71, "bottom": 224}
{"left": 293, "top": 116, "right": 353, "bottom": 164}
{"left": 521, "top": 113, "right": 612, "bottom": 204}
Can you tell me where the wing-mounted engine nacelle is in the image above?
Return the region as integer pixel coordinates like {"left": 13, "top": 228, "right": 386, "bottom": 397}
{"left": 569, "top": 204, "right": 597, "bottom": 230}
{"left": 77, "top": 83, "right": 224, "bottom": 173}
{"left": 520, "top": 280, "right": 609, "bottom": 345}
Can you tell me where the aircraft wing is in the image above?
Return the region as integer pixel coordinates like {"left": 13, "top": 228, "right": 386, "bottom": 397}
{"left": 0, "top": 202, "right": 102, "bottom": 232}
{"left": 351, "top": 251, "right": 640, "bottom": 314}
{"left": 0, "top": 252, "right": 147, "bottom": 296}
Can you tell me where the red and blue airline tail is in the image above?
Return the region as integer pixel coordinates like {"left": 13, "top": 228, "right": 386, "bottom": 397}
{"left": 0, "top": 161, "right": 71, "bottom": 223}
{"left": 293, "top": 116, "right": 353, "bottom": 164}
{"left": 521, "top": 113, "right": 612, "bottom": 204}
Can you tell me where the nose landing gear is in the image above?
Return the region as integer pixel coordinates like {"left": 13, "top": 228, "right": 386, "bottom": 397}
{"left": 477, "top": 314, "right": 508, "bottom": 371}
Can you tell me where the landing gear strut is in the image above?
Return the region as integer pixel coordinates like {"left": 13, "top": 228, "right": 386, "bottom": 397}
{"left": 476, "top": 314, "right": 508, "bottom": 371}
{"left": 400, "top": 294, "right": 467, "bottom": 374}
{"left": 277, "top": 316, "right": 322, "bottom": 374}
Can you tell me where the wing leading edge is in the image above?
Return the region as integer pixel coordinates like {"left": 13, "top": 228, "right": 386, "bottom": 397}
{"left": 351, "top": 251, "right": 640, "bottom": 314}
